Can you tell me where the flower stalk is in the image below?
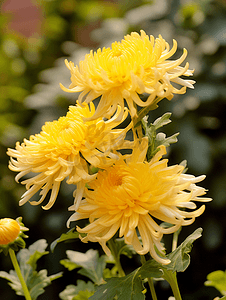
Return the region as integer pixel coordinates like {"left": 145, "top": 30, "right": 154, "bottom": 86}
{"left": 108, "top": 239, "right": 125, "bottom": 277}
{"left": 163, "top": 270, "right": 182, "bottom": 300}
{"left": 140, "top": 255, "right": 158, "bottom": 300}
{"left": 8, "top": 248, "right": 32, "bottom": 300}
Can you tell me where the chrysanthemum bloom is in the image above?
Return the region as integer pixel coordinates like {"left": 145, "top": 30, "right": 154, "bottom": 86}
{"left": 7, "top": 102, "right": 131, "bottom": 210}
{"left": 0, "top": 218, "right": 20, "bottom": 245}
{"left": 60, "top": 30, "right": 195, "bottom": 120}
{"left": 68, "top": 141, "right": 211, "bottom": 264}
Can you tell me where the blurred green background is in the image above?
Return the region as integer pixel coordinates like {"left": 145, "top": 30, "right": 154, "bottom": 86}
{"left": 0, "top": 0, "right": 226, "bottom": 299}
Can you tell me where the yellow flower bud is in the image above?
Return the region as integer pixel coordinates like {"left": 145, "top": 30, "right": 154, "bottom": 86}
{"left": 0, "top": 218, "right": 20, "bottom": 245}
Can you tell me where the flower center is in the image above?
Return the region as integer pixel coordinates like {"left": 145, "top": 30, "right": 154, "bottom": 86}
{"left": 109, "top": 170, "right": 123, "bottom": 186}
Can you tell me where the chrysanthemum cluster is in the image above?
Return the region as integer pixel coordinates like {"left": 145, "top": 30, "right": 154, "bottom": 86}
{"left": 7, "top": 30, "right": 211, "bottom": 265}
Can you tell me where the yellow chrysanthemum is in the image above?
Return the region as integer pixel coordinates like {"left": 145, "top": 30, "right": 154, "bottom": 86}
{"left": 0, "top": 218, "right": 20, "bottom": 245}
{"left": 68, "top": 140, "right": 211, "bottom": 264}
{"left": 60, "top": 30, "right": 195, "bottom": 120}
{"left": 7, "top": 102, "right": 130, "bottom": 210}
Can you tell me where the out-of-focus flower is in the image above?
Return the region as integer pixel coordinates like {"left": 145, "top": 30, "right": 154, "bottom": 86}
{"left": 61, "top": 30, "right": 195, "bottom": 120}
{"left": 0, "top": 218, "right": 20, "bottom": 245}
{"left": 68, "top": 141, "right": 211, "bottom": 264}
{"left": 7, "top": 102, "right": 130, "bottom": 210}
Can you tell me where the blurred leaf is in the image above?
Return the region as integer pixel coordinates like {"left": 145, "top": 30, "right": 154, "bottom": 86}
{"left": 43, "top": 15, "right": 67, "bottom": 39}
{"left": 205, "top": 270, "right": 226, "bottom": 295}
{"left": 59, "top": 280, "right": 95, "bottom": 300}
{"left": 77, "top": 1, "right": 119, "bottom": 21}
{"left": 0, "top": 86, "right": 28, "bottom": 103}
{"left": 205, "top": 17, "right": 226, "bottom": 45}
{"left": 61, "top": 249, "right": 106, "bottom": 285}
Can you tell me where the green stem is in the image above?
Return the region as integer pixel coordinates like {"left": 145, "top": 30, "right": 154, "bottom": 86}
{"left": 140, "top": 255, "right": 158, "bottom": 300}
{"left": 163, "top": 270, "right": 182, "bottom": 300}
{"left": 134, "top": 97, "right": 162, "bottom": 128}
{"left": 9, "top": 248, "right": 32, "bottom": 300}
{"left": 108, "top": 239, "right": 125, "bottom": 277}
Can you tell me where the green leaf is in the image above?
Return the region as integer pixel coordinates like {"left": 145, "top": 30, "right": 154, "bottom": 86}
{"left": 73, "top": 290, "right": 95, "bottom": 300}
{"left": 90, "top": 260, "right": 163, "bottom": 300}
{"left": 0, "top": 239, "right": 62, "bottom": 300}
{"left": 60, "top": 259, "right": 78, "bottom": 271}
{"left": 152, "top": 112, "right": 172, "bottom": 129}
{"left": 50, "top": 228, "right": 80, "bottom": 252}
{"left": 113, "top": 238, "right": 136, "bottom": 260}
{"left": 205, "top": 270, "right": 226, "bottom": 295}
{"left": 59, "top": 280, "right": 95, "bottom": 300}
{"left": 155, "top": 132, "right": 179, "bottom": 149}
{"left": 61, "top": 249, "right": 106, "bottom": 285}
{"left": 27, "top": 269, "right": 62, "bottom": 300}
{"left": 165, "top": 228, "right": 203, "bottom": 272}
{"left": 142, "top": 113, "right": 178, "bottom": 160}
{"left": 27, "top": 249, "right": 49, "bottom": 271}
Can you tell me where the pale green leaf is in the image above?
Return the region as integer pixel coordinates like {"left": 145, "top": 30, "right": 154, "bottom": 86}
{"left": 205, "top": 270, "right": 226, "bottom": 295}
{"left": 73, "top": 289, "right": 95, "bottom": 300}
{"left": 62, "top": 249, "right": 106, "bottom": 285}
{"left": 0, "top": 240, "right": 62, "bottom": 299}
{"left": 142, "top": 112, "right": 178, "bottom": 160}
{"left": 59, "top": 280, "right": 95, "bottom": 300}
{"left": 152, "top": 112, "right": 172, "bottom": 129}
{"left": 0, "top": 270, "right": 22, "bottom": 295}
{"left": 155, "top": 132, "right": 179, "bottom": 148}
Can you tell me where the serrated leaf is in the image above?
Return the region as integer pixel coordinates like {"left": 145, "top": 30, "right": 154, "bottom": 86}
{"left": 0, "top": 240, "right": 62, "bottom": 299}
{"left": 155, "top": 132, "right": 179, "bottom": 148}
{"left": 165, "top": 228, "right": 203, "bottom": 272}
{"left": 152, "top": 112, "right": 172, "bottom": 129}
{"left": 27, "top": 269, "right": 62, "bottom": 300}
{"left": 73, "top": 289, "right": 94, "bottom": 300}
{"left": 60, "top": 259, "right": 78, "bottom": 271}
{"left": 59, "top": 280, "right": 95, "bottom": 300}
{"left": 142, "top": 112, "right": 178, "bottom": 160}
{"left": 27, "top": 250, "right": 49, "bottom": 270}
{"left": 62, "top": 249, "right": 106, "bottom": 285}
{"left": 90, "top": 260, "right": 163, "bottom": 300}
{"left": 205, "top": 270, "right": 226, "bottom": 295}
{"left": 50, "top": 228, "right": 80, "bottom": 252}
{"left": 0, "top": 270, "right": 22, "bottom": 295}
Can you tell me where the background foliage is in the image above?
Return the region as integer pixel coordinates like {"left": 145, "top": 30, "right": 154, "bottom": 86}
{"left": 0, "top": 0, "right": 226, "bottom": 299}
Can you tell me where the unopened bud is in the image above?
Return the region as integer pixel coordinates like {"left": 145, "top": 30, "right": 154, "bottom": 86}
{"left": 0, "top": 218, "right": 20, "bottom": 245}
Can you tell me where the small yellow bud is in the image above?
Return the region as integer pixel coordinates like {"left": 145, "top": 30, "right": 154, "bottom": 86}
{"left": 0, "top": 218, "right": 20, "bottom": 245}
